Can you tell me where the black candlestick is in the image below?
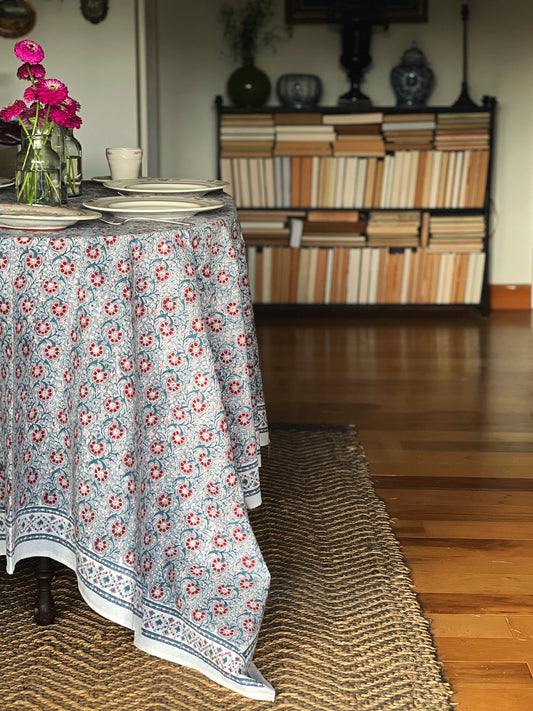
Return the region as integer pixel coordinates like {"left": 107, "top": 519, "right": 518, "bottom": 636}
{"left": 452, "top": 2, "right": 479, "bottom": 109}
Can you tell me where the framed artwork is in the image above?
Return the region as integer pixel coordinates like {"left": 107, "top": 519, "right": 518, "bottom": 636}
{"left": 0, "top": 0, "right": 36, "bottom": 39}
{"left": 286, "top": 0, "right": 428, "bottom": 24}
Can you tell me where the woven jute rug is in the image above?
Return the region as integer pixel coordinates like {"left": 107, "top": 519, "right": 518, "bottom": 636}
{"left": 1, "top": 425, "right": 454, "bottom": 711}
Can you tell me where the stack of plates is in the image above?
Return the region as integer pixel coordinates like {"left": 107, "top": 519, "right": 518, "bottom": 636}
{"left": 0, "top": 203, "right": 101, "bottom": 231}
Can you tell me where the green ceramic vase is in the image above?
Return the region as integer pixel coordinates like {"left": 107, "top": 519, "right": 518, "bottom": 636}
{"left": 227, "top": 62, "right": 271, "bottom": 108}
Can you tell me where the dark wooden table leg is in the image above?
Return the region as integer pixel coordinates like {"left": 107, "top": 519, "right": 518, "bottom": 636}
{"left": 34, "top": 556, "right": 56, "bottom": 625}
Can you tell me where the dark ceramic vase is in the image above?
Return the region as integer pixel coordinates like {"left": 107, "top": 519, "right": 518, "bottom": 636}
{"left": 276, "top": 74, "right": 322, "bottom": 109}
{"left": 227, "top": 62, "right": 271, "bottom": 108}
{"left": 390, "top": 46, "right": 434, "bottom": 108}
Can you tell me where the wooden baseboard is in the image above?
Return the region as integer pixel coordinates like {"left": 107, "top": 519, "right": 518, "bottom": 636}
{"left": 490, "top": 284, "right": 531, "bottom": 310}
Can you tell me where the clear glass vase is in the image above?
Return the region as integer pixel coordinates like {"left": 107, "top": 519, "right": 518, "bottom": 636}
{"left": 64, "top": 128, "right": 82, "bottom": 196}
{"left": 50, "top": 125, "right": 67, "bottom": 203}
{"left": 15, "top": 129, "right": 62, "bottom": 206}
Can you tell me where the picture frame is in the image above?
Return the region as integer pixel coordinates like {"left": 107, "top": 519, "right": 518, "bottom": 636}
{"left": 0, "top": 0, "right": 36, "bottom": 39}
{"left": 286, "top": 0, "right": 428, "bottom": 24}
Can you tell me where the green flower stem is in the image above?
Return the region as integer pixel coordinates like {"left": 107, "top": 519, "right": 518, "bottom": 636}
{"left": 67, "top": 154, "right": 76, "bottom": 195}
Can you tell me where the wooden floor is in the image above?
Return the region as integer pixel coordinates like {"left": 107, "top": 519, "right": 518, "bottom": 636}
{"left": 255, "top": 307, "right": 533, "bottom": 711}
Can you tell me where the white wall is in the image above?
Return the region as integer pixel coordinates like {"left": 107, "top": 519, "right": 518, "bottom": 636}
{"left": 156, "top": 0, "right": 533, "bottom": 287}
{"left": 0, "top": 0, "right": 138, "bottom": 178}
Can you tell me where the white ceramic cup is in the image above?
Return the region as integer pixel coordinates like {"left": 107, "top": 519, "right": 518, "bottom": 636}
{"left": 106, "top": 147, "right": 142, "bottom": 180}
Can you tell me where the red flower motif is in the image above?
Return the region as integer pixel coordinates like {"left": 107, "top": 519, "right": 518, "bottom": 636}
{"left": 192, "top": 608, "right": 206, "bottom": 623}
{"left": 37, "top": 385, "right": 53, "bottom": 401}
{"left": 85, "top": 244, "right": 100, "bottom": 260}
{"left": 108, "top": 422, "right": 125, "bottom": 440}
{"left": 94, "top": 466, "right": 109, "bottom": 482}
{"left": 93, "top": 536, "right": 108, "bottom": 553}
{"left": 111, "top": 521, "right": 127, "bottom": 538}
{"left": 157, "top": 239, "right": 172, "bottom": 255}
{"left": 157, "top": 493, "right": 172, "bottom": 509}
{"left": 157, "top": 517, "right": 172, "bottom": 533}
{"left": 42, "top": 278, "right": 59, "bottom": 294}
{"left": 159, "top": 321, "right": 175, "bottom": 337}
{"left": 107, "top": 326, "right": 123, "bottom": 343}
{"left": 88, "top": 342, "right": 104, "bottom": 358}
{"left": 104, "top": 300, "right": 120, "bottom": 316}
{"left": 108, "top": 494, "right": 124, "bottom": 511}
{"left": 183, "top": 285, "right": 197, "bottom": 303}
{"left": 104, "top": 397, "right": 120, "bottom": 414}
{"left": 81, "top": 505, "right": 96, "bottom": 524}
{"left": 78, "top": 481, "right": 91, "bottom": 497}
{"left": 149, "top": 465, "right": 164, "bottom": 481}
{"left": 92, "top": 367, "right": 109, "bottom": 384}
{"left": 213, "top": 534, "right": 228, "bottom": 549}
{"left": 35, "top": 320, "right": 51, "bottom": 336}
{"left": 154, "top": 264, "right": 170, "bottom": 281}
{"left": 178, "top": 482, "right": 193, "bottom": 499}
{"left": 59, "top": 259, "right": 75, "bottom": 276}
{"left": 206, "top": 481, "right": 220, "bottom": 496}
{"left": 185, "top": 582, "right": 201, "bottom": 596}
{"left": 52, "top": 302, "right": 70, "bottom": 322}
{"left": 43, "top": 491, "right": 58, "bottom": 506}
{"left": 124, "top": 382, "right": 135, "bottom": 399}
{"left": 89, "top": 270, "right": 105, "bottom": 288}
{"left": 145, "top": 412, "right": 159, "bottom": 428}
{"left": 207, "top": 504, "right": 220, "bottom": 520}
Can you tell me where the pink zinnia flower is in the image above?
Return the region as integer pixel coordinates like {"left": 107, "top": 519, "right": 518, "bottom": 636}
{"left": 17, "top": 63, "right": 46, "bottom": 80}
{"left": 23, "top": 86, "right": 38, "bottom": 104}
{"left": 34, "top": 78, "right": 68, "bottom": 106}
{"left": 48, "top": 106, "right": 69, "bottom": 127}
{"left": 60, "top": 96, "right": 81, "bottom": 115}
{"left": 14, "top": 40, "right": 45, "bottom": 65}
{"left": 64, "top": 114, "right": 82, "bottom": 129}
{"left": 19, "top": 105, "right": 46, "bottom": 128}
{"left": 0, "top": 99, "right": 26, "bottom": 122}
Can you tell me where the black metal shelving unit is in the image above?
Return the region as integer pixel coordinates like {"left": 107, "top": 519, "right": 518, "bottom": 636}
{"left": 215, "top": 95, "right": 497, "bottom": 315}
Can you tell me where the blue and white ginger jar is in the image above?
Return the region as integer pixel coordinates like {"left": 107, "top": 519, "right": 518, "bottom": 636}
{"left": 391, "top": 45, "right": 434, "bottom": 108}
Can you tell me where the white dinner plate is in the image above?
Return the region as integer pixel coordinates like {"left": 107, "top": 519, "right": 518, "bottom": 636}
{"left": 0, "top": 178, "right": 15, "bottom": 189}
{"left": 0, "top": 203, "right": 102, "bottom": 231}
{"left": 91, "top": 175, "right": 112, "bottom": 183}
{"left": 83, "top": 195, "right": 224, "bottom": 219}
{"left": 103, "top": 177, "right": 228, "bottom": 196}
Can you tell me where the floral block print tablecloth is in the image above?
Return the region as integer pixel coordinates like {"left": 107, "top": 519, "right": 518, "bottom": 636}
{"left": 0, "top": 186, "right": 273, "bottom": 701}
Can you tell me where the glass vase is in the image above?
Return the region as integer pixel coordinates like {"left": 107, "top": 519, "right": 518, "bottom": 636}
{"left": 15, "top": 129, "right": 62, "bottom": 207}
{"left": 64, "top": 128, "right": 83, "bottom": 196}
{"left": 50, "top": 125, "right": 68, "bottom": 203}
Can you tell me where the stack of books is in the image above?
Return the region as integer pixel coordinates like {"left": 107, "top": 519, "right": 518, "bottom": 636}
{"left": 274, "top": 124, "right": 335, "bottom": 156}
{"left": 239, "top": 209, "right": 306, "bottom": 246}
{"left": 219, "top": 114, "right": 275, "bottom": 157}
{"left": 326, "top": 112, "right": 385, "bottom": 157}
{"left": 366, "top": 211, "right": 421, "bottom": 247}
{"left": 381, "top": 113, "right": 436, "bottom": 151}
{"left": 434, "top": 112, "right": 490, "bottom": 150}
{"left": 300, "top": 213, "right": 366, "bottom": 248}
{"left": 428, "top": 214, "right": 485, "bottom": 253}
